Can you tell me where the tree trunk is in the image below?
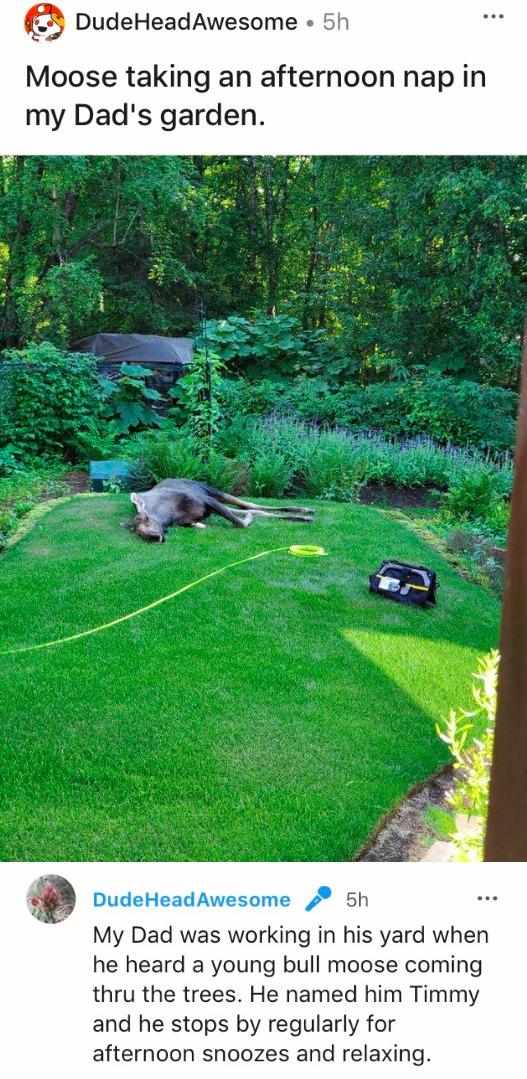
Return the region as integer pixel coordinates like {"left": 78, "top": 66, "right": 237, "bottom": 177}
{"left": 302, "top": 160, "right": 320, "bottom": 330}
{"left": 484, "top": 315, "right": 527, "bottom": 860}
{"left": 262, "top": 157, "right": 292, "bottom": 314}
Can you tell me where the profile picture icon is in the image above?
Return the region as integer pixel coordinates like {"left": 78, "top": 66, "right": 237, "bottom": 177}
{"left": 26, "top": 875, "right": 76, "bottom": 924}
{"left": 25, "top": 4, "right": 65, "bottom": 43}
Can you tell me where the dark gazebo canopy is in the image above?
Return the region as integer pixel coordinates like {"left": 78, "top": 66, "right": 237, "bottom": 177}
{"left": 73, "top": 333, "right": 193, "bottom": 369}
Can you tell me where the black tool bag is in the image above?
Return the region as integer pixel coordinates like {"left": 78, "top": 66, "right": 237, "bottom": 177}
{"left": 369, "top": 560, "right": 438, "bottom": 608}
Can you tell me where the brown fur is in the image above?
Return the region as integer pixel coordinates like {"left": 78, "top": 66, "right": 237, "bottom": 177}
{"left": 129, "top": 479, "right": 314, "bottom": 542}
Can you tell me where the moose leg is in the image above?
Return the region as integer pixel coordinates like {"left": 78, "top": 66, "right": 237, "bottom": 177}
{"left": 204, "top": 497, "right": 254, "bottom": 528}
{"left": 264, "top": 505, "right": 314, "bottom": 515}
{"left": 229, "top": 497, "right": 313, "bottom": 515}
{"left": 230, "top": 508, "right": 314, "bottom": 523}
{"left": 204, "top": 486, "right": 312, "bottom": 516}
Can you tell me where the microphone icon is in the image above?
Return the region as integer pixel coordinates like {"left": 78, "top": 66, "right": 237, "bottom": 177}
{"left": 305, "top": 885, "right": 332, "bottom": 912}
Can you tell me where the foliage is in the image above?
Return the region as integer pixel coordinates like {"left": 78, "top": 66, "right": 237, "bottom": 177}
{"left": 0, "top": 342, "right": 105, "bottom": 461}
{"left": 430, "top": 651, "right": 499, "bottom": 861}
{"left": 445, "top": 527, "right": 505, "bottom": 596}
{"left": 123, "top": 427, "right": 248, "bottom": 494}
{"left": 247, "top": 453, "right": 295, "bottom": 498}
{"left": 102, "top": 363, "right": 164, "bottom": 436}
{"left": 224, "top": 417, "right": 513, "bottom": 499}
{"left": 0, "top": 469, "right": 67, "bottom": 547}
{"left": 125, "top": 428, "right": 203, "bottom": 485}
{"left": 0, "top": 156, "right": 198, "bottom": 348}
{"left": 122, "top": 416, "right": 513, "bottom": 511}
{"left": 217, "top": 373, "right": 517, "bottom": 452}
{"left": 331, "top": 376, "right": 517, "bottom": 452}
{"left": 1, "top": 156, "right": 525, "bottom": 387}
{"left": 200, "top": 158, "right": 527, "bottom": 386}
{"left": 443, "top": 470, "right": 508, "bottom": 522}
{"left": 169, "top": 347, "right": 224, "bottom": 450}
{"left": 205, "top": 315, "right": 328, "bottom": 378}
{"left": 0, "top": 444, "right": 21, "bottom": 476}
{"left": 217, "top": 377, "right": 280, "bottom": 418}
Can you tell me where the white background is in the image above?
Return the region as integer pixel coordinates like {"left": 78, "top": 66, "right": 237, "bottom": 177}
{"left": 1, "top": 3, "right": 526, "bottom": 1075}
{"left": 1, "top": 861, "right": 525, "bottom": 1076}
{"left": 0, "top": 0, "right": 525, "bottom": 153}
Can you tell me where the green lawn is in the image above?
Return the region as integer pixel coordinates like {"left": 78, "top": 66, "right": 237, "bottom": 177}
{"left": 0, "top": 495, "right": 499, "bottom": 861}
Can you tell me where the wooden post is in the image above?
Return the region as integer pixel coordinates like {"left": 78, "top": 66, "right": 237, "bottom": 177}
{"left": 485, "top": 321, "right": 527, "bottom": 860}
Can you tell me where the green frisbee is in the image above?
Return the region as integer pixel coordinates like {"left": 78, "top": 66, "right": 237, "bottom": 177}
{"left": 288, "top": 544, "right": 327, "bottom": 558}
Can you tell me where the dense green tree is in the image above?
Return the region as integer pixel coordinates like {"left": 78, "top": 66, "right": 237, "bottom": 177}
{"left": 1, "top": 155, "right": 526, "bottom": 386}
{"left": 0, "top": 156, "right": 200, "bottom": 347}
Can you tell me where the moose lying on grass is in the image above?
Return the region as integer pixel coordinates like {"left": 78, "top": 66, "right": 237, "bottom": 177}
{"left": 129, "top": 479, "right": 314, "bottom": 542}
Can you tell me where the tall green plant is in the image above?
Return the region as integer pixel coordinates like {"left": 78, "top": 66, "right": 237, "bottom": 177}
{"left": 169, "top": 348, "right": 224, "bottom": 454}
{"left": 430, "top": 651, "right": 498, "bottom": 861}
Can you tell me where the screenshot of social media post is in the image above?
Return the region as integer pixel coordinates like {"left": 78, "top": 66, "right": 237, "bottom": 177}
{"left": 0, "top": 1, "right": 526, "bottom": 1075}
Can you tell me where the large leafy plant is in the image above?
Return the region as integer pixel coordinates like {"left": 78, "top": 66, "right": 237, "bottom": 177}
{"left": 102, "top": 363, "right": 164, "bottom": 436}
{"left": 205, "top": 315, "right": 325, "bottom": 378}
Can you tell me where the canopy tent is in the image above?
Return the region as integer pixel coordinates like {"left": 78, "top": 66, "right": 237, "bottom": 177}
{"left": 73, "top": 333, "right": 193, "bottom": 369}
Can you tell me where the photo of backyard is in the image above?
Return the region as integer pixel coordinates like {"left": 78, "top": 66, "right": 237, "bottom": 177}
{"left": 0, "top": 155, "right": 523, "bottom": 863}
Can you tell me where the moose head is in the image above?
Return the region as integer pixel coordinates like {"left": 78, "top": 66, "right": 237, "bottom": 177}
{"left": 130, "top": 493, "right": 165, "bottom": 542}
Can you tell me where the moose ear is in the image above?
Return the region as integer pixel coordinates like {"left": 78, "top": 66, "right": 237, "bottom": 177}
{"left": 130, "top": 492, "right": 147, "bottom": 514}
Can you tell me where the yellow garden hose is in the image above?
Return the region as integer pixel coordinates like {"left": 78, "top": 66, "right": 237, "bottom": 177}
{"left": 2, "top": 544, "right": 327, "bottom": 656}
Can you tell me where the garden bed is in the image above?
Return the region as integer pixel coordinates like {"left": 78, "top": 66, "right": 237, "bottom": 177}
{"left": 359, "top": 484, "right": 441, "bottom": 510}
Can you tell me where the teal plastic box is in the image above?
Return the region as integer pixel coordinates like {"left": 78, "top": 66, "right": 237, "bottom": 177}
{"left": 89, "top": 460, "right": 131, "bottom": 493}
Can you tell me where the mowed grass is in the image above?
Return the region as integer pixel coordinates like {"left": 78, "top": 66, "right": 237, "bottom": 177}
{"left": 0, "top": 495, "right": 499, "bottom": 861}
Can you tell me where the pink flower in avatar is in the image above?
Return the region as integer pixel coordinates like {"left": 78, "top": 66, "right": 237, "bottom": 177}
{"left": 39, "top": 882, "right": 63, "bottom": 913}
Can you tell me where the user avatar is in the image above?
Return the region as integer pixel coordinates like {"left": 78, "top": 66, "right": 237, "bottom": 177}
{"left": 26, "top": 875, "right": 76, "bottom": 924}
{"left": 25, "top": 4, "right": 65, "bottom": 43}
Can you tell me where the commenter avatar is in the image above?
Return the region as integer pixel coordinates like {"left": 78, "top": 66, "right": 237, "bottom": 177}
{"left": 25, "top": 4, "right": 65, "bottom": 43}
{"left": 27, "top": 875, "right": 76, "bottom": 923}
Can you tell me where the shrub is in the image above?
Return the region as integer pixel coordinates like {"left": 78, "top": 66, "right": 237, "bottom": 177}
{"left": 332, "top": 374, "right": 516, "bottom": 452}
{"left": 430, "top": 651, "right": 498, "bottom": 861}
{"left": 217, "top": 377, "right": 280, "bottom": 419}
{"left": 0, "top": 445, "right": 22, "bottom": 477}
{"left": 406, "top": 375, "right": 516, "bottom": 452}
{"left": 247, "top": 454, "right": 295, "bottom": 498}
{"left": 202, "top": 449, "right": 249, "bottom": 494}
{"left": 124, "top": 429, "right": 203, "bottom": 486}
{"left": 169, "top": 349, "right": 225, "bottom": 448}
{"left": 282, "top": 377, "right": 337, "bottom": 423}
{"left": 0, "top": 342, "right": 105, "bottom": 462}
{"left": 123, "top": 427, "right": 248, "bottom": 495}
{"left": 443, "top": 469, "right": 506, "bottom": 521}
{"left": 216, "top": 372, "right": 517, "bottom": 453}
{"left": 222, "top": 416, "right": 513, "bottom": 502}
{"left": 295, "top": 432, "right": 370, "bottom": 500}
{"left": 122, "top": 416, "right": 513, "bottom": 522}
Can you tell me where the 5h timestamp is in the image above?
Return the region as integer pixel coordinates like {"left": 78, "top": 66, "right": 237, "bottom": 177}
{"left": 347, "top": 892, "right": 369, "bottom": 908}
{"left": 323, "top": 13, "right": 351, "bottom": 31}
